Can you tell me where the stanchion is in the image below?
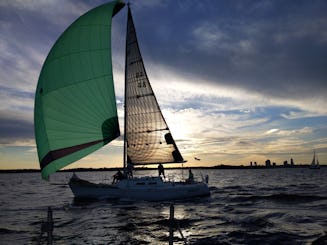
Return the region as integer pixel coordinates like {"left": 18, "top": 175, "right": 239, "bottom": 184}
{"left": 47, "top": 207, "right": 53, "bottom": 245}
{"left": 39, "top": 207, "right": 53, "bottom": 244}
{"left": 168, "top": 203, "right": 188, "bottom": 245}
{"left": 169, "top": 203, "right": 174, "bottom": 245}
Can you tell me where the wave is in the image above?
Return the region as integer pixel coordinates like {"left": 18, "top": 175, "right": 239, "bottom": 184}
{"left": 312, "top": 233, "right": 327, "bottom": 245}
{"left": 262, "top": 193, "right": 327, "bottom": 203}
{"left": 149, "top": 217, "right": 197, "bottom": 229}
{"left": 190, "top": 231, "right": 310, "bottom": 245}
{"left": 0, "top": 227, "right": 26, "bottom": 235}
{"left": 230, "top": 193, "right": 327, "bottom": 203}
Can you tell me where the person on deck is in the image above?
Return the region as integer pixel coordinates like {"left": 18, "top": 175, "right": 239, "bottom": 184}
{"left": 187, "top": 169, "right": 194, "bottom": 183}
{"left": 112, "top": 170, "right": 123, "bottom": 184}
{"left": 158, "top": 163, "right": 165, "bottom": 178}
{"left": 126, "top": 162, "right": 133, "bottom": 179}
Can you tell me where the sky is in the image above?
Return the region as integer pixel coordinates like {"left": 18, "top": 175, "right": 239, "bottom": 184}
{"left": 0, "top": 0, "right": 326, "bottom": 170}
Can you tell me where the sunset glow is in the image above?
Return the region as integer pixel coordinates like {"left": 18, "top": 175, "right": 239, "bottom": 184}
{"left": 1, "top": 0, "right": 326, "bottom": 170}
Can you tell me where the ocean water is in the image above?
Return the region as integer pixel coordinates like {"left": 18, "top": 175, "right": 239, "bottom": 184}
{"left": 0, "top": 168, "right": 326, "bottom": 244}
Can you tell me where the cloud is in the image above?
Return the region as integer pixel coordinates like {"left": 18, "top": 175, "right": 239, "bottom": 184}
{"left": 192, "top": 22, "right": 229, "bottom": 51}
{"left": 133, "top": 0, "right": 327, "bottom": 107}
{"left": 0, "top": 0, "right": 90, "bottom": 26}
{"left": 0, "top": 116, "right": 34, "bottom": 146}
{"left": 280, "top": 111, "right": 326, "bottom": 120}
{"left": 0, "top": 0, "right": 326, "bottom": 167}
{"left": 145, "top": 63, "right": 327, "bottom": 117}
{"left": 265, "top": 128, "right": 279, "bottom": 135}
{"left": 264, "top": 127, "right": 313, "bottom": 137}
{"left": 131, "top": 0, "right": 168, "bottom": 9}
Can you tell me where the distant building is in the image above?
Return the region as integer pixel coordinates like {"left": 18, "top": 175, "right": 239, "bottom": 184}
{"left": 265, "top": 159, "right": 271, "bottom": 167}
{"left": 290, "top": 158, "right": 294, "bottom": 166}
{"left": 273, "top": 162, "right": 276, "bottom": 167}
{"left": 283, "top": 160, "right": 289, "bottom": 167}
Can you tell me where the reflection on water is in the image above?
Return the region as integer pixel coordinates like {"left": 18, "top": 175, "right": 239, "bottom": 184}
{"left": 0, "top": 168, "right": 327, "bottom": 244}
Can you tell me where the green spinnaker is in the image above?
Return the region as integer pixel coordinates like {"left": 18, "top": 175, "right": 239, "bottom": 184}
{"left": 34, "top": 1, "right": 125, "bottom": 180}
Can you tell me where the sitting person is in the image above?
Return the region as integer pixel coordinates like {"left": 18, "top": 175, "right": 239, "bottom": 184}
{"left": 126, "top": 162, "right": 133, "bottom": 179}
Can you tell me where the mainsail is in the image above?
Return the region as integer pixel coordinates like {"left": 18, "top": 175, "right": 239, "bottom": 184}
{"left": 124, "top": 6, "right": 184, "bottom": 165}
{"left": 35, "top": 1, "right": 125, "bottom": 179}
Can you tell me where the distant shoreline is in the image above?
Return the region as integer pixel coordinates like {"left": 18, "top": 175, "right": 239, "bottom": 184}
{"left": 0, "top": 164, "right": 325, "bottom": 173}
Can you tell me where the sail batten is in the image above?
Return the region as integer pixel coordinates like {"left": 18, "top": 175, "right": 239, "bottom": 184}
{"left": 35, "top": 1, "right": 125, "bottom": 180}
{"left": 124, "top": 6, "right": 184, "bottom": 165}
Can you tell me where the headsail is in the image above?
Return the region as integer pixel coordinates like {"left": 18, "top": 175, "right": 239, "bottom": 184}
{"left": 124, "top": 6, "right": 184, "bottom": 165}
{"left": 34, "top": 1, "right": 125, "bottom": 180}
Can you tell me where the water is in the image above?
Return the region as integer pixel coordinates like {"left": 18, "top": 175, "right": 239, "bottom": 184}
{"left": 0, "top": 168, "right": 326, "bottom": 244}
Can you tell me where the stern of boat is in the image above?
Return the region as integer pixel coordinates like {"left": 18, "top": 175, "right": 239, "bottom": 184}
{"left": 69, "top": 173, "right": 120, "bottom": 199}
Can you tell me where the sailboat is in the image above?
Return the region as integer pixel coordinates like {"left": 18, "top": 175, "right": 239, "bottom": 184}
{"left": 309, "top": 150, "right": 320, "bottom": 169}
{"left": 34, "top": 1, "right": 210, "bottom": 201}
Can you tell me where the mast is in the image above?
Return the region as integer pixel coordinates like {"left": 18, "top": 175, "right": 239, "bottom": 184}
{"left": 123, "top": 3, "right": 130, "bottom": 170}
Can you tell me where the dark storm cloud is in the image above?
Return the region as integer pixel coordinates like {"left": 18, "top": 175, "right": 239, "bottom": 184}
{"left": 3, "top": 0, "right": 326, "bottom": 102}
{"left": 131, "top": 0, "right": 327, "bottom": 100}
{"left": 0, "top": 117, "right": 34, "bottom": 142}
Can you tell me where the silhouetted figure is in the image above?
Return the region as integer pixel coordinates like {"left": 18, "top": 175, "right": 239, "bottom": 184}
{"left": 158, "top": 163, "right": 165, "bottom": 178}
{"left": 187, "top": 169, "right": 194, "bottom": 183}
{"left": 112, "top": 170, "right": 123, "bottom": 184}
{"left": 126, "top": 162, "right": 133, "bottom": 179}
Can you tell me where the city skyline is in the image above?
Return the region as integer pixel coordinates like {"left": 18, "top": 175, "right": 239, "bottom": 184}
{"left": 1, "top": 0, "right": 327, "bottom": 170}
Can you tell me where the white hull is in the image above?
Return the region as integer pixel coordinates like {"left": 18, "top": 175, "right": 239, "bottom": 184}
{"left": 69, "top": 175, "right": 210, "bottom": 201}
